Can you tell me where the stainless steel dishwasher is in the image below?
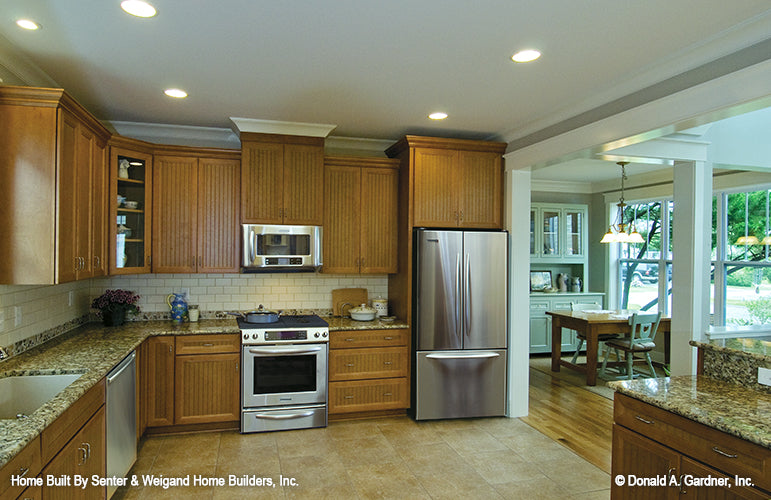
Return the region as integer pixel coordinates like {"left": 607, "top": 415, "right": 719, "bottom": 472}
{"left": 106, "top": 351, "right": 137, "bottom": 498}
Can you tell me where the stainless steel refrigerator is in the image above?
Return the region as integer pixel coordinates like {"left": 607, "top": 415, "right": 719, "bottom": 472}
{"left": 412, "top": 229, "right": 508, "bottom": 420}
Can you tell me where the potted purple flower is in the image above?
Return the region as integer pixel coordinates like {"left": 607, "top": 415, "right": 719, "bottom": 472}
{"left": 91, "top": 289, "right": 141, "bottom": 326}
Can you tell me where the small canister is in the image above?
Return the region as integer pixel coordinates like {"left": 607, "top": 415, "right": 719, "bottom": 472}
{"left": 372, "top": 297, "right": 388, "bottom": 317}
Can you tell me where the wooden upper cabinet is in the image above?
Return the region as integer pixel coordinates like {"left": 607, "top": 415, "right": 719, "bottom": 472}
{"left": 386, "top": 136, "right": 506, "bottom": 229}
{"left": 153, "top": 149, "right": 240, "bottom": 273}
{"left": 198, "top": 157, "right": 240, "bottom": 272}
{"left": 323, "top": 156, "right": 399, "bottom": 274}
{"left": 91, "top": 137, "right": 108, "bottom": 277}
{"left": 0, "top": 86, "right": 111, "bottom": 284}
{"left": 240, "top": 134, "right": 324, "bottom": 225}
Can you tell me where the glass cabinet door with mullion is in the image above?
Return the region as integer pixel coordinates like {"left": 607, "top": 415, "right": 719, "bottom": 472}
{"left": 563, "top": 207, "right": 585, "bottom": 258}
{"left": 540, "top": 208, "right": 560, "bottom": 257}
{"left": 110, "top": 147, "right": 152, "bottom": 274}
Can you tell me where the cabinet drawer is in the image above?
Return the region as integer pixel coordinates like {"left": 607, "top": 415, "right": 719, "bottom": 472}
{"left": 615, "top": 393, "right": 771, "bottom": 492}
{"left": 0, "top": 437, "right": 40, "bottom": 500}
{"left": 175, "top": 334, "right": 240, "bottom": 355}
{"left": 329, "top": 347, "right": 408, "bottom": 381}
{"left": 330, "top": 329, "right": 408, "bottom": 349}
{"left": 329, "top": 378, "right": 409, "bottom": 414}
{"left": 41, "top": 378, "right": 105, "bottom": 464}
{"left": 529, "top": 301, "right": 549, "bottom": 313}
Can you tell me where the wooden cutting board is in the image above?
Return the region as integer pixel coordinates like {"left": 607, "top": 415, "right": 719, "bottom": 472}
{"left": 332, "top": 288, "right": 368, "bottom": 316}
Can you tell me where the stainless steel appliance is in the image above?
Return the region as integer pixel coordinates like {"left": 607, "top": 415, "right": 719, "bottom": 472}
{"left": 106, "top": 351, "right": 136, "bottom": 498}
{"left": 413, "top": 229, "right": 508, "bottom": 420}
{"left": 242, "top": 224, "right": 322, "bottom": 272}
{"left": 239, "top": 315, "right": 329, "bottom": 433}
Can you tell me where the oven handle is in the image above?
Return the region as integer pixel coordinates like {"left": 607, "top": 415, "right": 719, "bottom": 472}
{"left": 248, "top": 346, "right": 323, "bottom": 355}
{"left": 252, "top": 411, "right": 315, "bottom": 420}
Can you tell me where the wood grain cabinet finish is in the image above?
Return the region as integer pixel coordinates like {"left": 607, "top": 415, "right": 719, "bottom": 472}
{"left": 328, "top": 329, "right": 409, "bottom": 415}
{"left": 41, "top": 406, "right": 106, "bottom": 500}
{"left": 0, "top": 437, "right": 41, "bottom": 500}
{"left": 152, "top": 152, "right": 240, "bottom": 273}
{"left": 241, "top": 134, "right": 324, "bottom": 225}
{"left": 387, "top": 136, "right": 505, "bottom": 230}
{"left": 143, "top": 336, "right": 175, "bottom": 427}
{"left": 174, "top": 334, "right": 240, "bottom": 425}
{"left": 612, "top": 393, "right": 771, "bottom": 499}
{"left": 0, "top": 86, "right": 110, "bottom": 284}
{"left": 323, "top": 156, "right": 399, "bottom": 274}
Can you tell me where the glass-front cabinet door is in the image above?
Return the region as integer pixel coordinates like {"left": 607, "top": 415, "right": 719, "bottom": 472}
{"left": 563, "top": 208, "right": 584, "bottom": 258}
{"left": 109, "top": 145, "right": 152, "bottom": 274}
{"left": 530, "top": 208, "right": 537, "bottom": 255}
{"left": 541, "top": 209, "right": 560, "bottom": 257}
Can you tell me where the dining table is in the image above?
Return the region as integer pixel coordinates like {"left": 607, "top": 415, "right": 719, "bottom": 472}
{"left": 545, "top": 309, "right": 672, "bottom": 386}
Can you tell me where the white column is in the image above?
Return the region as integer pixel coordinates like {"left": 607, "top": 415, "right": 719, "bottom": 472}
{"left": 671, "top": 160, "right": 712, "bottom": 376}
{"left": 505, "top": 165, "right": 531, "bottom": 417}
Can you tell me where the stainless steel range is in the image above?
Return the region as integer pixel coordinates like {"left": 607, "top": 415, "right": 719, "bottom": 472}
{"left": 239, "top": 314, "right": 329, "bottom": 433}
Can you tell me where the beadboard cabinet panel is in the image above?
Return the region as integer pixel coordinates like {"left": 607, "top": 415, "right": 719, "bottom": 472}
{"left": 323, "top": 164, "right": 361, "bottom": 274}
{"left": 412, "top": 148, "right": 457, "bottom": 227}
{"left": 152, "top": 155, "right": 198, "bottom": 273}
{"left": 197, "top": 158, "right": 240, "bottom": 273}
{"left": 360, "top": 167, "right": 399, "bottom": 273}
{"left": 241, "top": 141, "right": 284, "bottom": 224}
{"left": 457, "top": 150, "right": 502, "bottom": 228}
{"left": 283, "top": 144, "right": 324, "bottom": 225}
{"left": 174, "top": 353, "right": 240, "bottom": 425}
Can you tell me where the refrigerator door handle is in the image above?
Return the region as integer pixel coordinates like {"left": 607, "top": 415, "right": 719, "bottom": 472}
{"left": 455, "top": 251, "right": 462, "bottom": 346}
{"left": 464, "top": 252, "right": 471, "bottom": 340}
{"left": 426, "top": 352, "right": 500, "bottom": 360}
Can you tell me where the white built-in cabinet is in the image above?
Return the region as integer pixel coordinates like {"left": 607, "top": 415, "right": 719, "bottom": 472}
{"left": 530, "top": 203, "right": 587, "bottom": 262}
{"left": 529, "top": 293, "right": 604, "bottom": 354}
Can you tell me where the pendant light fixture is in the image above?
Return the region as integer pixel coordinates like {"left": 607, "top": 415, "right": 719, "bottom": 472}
{"left": 600, "top": 162, "right": 645, "bottom": 244}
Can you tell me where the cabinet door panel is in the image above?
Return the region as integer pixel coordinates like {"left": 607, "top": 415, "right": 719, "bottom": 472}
{"left": 75, "top": 125, "right": 94, "bottom": 278}
{"left": 91, "top": 138, "right": 108, "bottom": 277}
{"left": 241, "top": 141, "right": 283, "bottom": 223}
{"left": 323, "top": 164, "right": 361, "bottom": 273}
{"left": 144, "top": 337, "right": 175, "bottom": 427}
{"left": 679, "top": 457, "right": 769, "bottom": 500}
{"left": 360, "top": 167, "right": 398, "bottom": 273}
{"left": 612, "top": 424, "right": 680, "bottom": 500}
{"left": 174, "top": 353, "right": 239, "bottom": 425}
{"left": 456, "top": 150, "right": 502, "bottom": 228}
{"left": 413, "top": 148, "right": 457, "bottom": 227}
{"left": 57, "top": 110, "right": 79, "bottom": 283}
{"left": 283, "top": 144, "right": 323, "bottom": 225}
{"left": 198, "top": 158, "right": 240, "bottom": 272}
{"left": 152, "top": 156, "right": 198, "bottom": 273}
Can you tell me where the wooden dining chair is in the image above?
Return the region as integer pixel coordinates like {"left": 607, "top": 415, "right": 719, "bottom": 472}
{"left": 600, "top": 312, "right": 662, "bottom": 380}
{"left": 569, "top": 302, "right": 621, "bottom": 365}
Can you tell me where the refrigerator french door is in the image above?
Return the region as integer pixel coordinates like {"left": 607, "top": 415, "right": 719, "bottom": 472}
{"left": 413, "top": 229, "right": 508, "bottom": 420}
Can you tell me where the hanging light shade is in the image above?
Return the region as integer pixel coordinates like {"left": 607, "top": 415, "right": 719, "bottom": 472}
{"left": 600, "top": 162, "right": 645, "bottom": 244}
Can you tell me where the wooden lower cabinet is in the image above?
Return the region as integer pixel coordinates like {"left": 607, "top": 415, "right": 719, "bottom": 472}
{"left": 0, "top": 437, "right": 41, "bottom": 500}
{"left": 328, "top": 329, "right": 409, "bottom": 416}
{"left": 143, "top": 336, "right": 175, "bottom": 427}
{"left": 42, "top": 406, "right": 105, "bottom": 500}
{"left": 612, "top": 393, "right": 770, "bottom": 499}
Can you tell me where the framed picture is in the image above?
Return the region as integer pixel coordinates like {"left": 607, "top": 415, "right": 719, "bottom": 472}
{"left": 530, "top": 271, "right": 552, "bottom": 292}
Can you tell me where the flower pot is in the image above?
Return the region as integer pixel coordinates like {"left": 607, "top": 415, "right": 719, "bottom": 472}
{"left": 103, "top": 308, "right": 126, "bottom": 327}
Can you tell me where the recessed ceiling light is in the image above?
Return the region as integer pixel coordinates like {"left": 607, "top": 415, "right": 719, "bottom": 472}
{"left": 16, "top": 19, "right": 40, "bottom": 30}
{"left": 511, "top": 49, "right": 541, "bottom": 63}
{"left": 428, "top": 112, "right": 448, "bottom": 120}
{"left": 121, "top": 0, "right": 157, "bottom": 18}
{"left": 164, "top": 88, "right": 188, "bottom": 98}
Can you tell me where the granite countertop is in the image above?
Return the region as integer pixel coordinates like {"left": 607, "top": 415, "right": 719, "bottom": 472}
{"left": 608, "top": 375, "right": 771, "bottom": 449}
{"left": 0, "top": 315, "right": 408, "bottom": 468}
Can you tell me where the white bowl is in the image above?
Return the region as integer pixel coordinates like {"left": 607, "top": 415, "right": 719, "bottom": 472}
{"left": 350, "top": 310, "right": 376, "bottom": 321}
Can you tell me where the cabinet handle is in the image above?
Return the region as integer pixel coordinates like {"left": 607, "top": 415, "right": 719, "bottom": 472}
{"left": 74, "top": 258, "right": 79, "bottom": 271}
{"left": 17, "top": 466, "right": 29, "bottom": 478}
{"left": 235, "top": 362, "right": 238, "bottom": 371}
{"left": 78, "top": 446, "right": 87, "bottom": 466}
{"left": 383, "top": 361, "right": 392, "bottom": 365}
{"left": 345, "top": 363, "right": 354, "bottom": 367}
{"left": 711, "top": 446, "right": 738, "bottom": 459}
{"left": 634, "top": 415, "right": 654, "bottom": 425}
{"left": 459, "top": 210, "right": 464, "bottom": 222}
{"left": 345, "top": 338, "right": 355, "bottom": 342}
{"left": 84, "top": 442, "right": 91, "bottom": 459}
{"left": 202, "top": 343, "right": 214, "bottom": 347}
{"left": 344, "top": 395, "right": 354, "bottom": 399}
{"left": 383, "top": 392, "right": 392, "bottom": 397}
{"left": 147, "top": 255, "right": 152, "bottom": 266}
{"left": 383, "top": 336, "right": 393, "bottom": 340}
{"left": 678, "top": 474, "right": 687, "bottom": 494}
{"left": 94, "top": 256, "right": 100, "bottom": 268}
{"left": 169, "top": 345, "right": 173, "bottom": 353}
{"left": 454, "top": 211, "right": 459, "bottom": 222}
{"left": 198, "top": 256, "right": 202, "bottom": 267}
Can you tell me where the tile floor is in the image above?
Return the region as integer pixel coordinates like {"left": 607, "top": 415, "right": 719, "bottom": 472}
{"left": 114, "top": 416, "right": 610, "bottom": 499}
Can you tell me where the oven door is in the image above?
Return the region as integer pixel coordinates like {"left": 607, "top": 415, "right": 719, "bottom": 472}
{"left": 242, "top": 343, "right": 328, "bottom": 408}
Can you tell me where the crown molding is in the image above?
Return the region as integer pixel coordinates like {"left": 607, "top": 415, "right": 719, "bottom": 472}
{"left": 324, "top": 136, "right": 395, "bottom": 157}
{"left": 230, "top": 117, "right": 337, "bottom": 138}
{"left": 106, "top": 121, "right": 240, "bottom": 149}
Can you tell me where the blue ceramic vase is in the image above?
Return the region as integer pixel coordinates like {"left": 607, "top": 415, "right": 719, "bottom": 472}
{"left": 166, "top": 293, "right": 188, "bottom": 323}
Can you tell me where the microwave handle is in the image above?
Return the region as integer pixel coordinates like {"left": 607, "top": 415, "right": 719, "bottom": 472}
{"left": 249, "top": 229, "right": 256, "bottom": 265}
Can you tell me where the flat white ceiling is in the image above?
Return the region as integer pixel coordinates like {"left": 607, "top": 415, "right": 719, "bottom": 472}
{"left": 2, "top": 0, "right": 770, "bottom": 144}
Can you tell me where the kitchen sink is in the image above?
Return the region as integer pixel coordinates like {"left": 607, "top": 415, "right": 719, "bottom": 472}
{"left": 0, "top": 373, "right": 82, "bottom": 420}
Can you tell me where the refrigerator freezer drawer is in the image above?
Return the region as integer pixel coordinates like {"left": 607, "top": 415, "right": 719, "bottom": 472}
{"left": 415, "top": 350, "right": 507, "bottom": 420}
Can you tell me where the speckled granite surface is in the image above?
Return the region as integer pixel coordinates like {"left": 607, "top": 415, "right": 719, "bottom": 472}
{"left": 690, "top": 340, "right": 771, "bottom": 393}
{"left": 608, "top": 375, "right": 771, "bottom": 449}
{"left": 0, "top": 316, "right": 408, "bottom": 468}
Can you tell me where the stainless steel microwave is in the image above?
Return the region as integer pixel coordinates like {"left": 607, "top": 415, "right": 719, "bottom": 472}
{"left": 242, "top": 224, "right": 322, "bottom": 272}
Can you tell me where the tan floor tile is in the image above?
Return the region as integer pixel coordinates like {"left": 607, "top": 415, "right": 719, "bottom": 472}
{"left": 212, "top": 484, "right": 285, "bottom": 499}
{"left": 334, "top": 434, "right": 401, "bottom": 468}
{"left": 283, "top": 482, "right": 359, "bottom": 499}
{"left": 437, "top": 426, "right": 509, "bottom": 456}
{"left": 417, "top": 469, "right": 505, "bottom": 500}
{"left": 138, "top": 484, "right": 214, "bottom": 499}
{"left": 136, "top": 436, "right": 163, "bottom": 458}
{"left": 346, "top": 460, "right": 429, "bottom": 500}
{"left": 327, "top": 419, "right": 383, "bottom": 440}
{"left": 377, "top": 418, "right": 444, "bottom": 449}
{"left": 274, "top": 427, "right": 337, "bottom": 458}
{"left": 215, "top": 455, "right": 281, "bottom": 478}
{"left": 499, "top": 431, "right": 579, "bottom": 462}
{"left": 570, "top": 489, "right": 611, "bottom": 500}
{"left": 471, "top": 416, "right": 535, "bottom": 437}
{"left": 279, "top": 454, "right": 349, "bottom": 490}
{"left": 128, "top": 452, "right": 155, "bottom": 476}
{"left": 494, "top": 477, "right": 572, "bottom": 500}
{"left": 464, "top": 449, "right": 543, "bottom": 484}
{"left": 219, "top": 429, "right": 277, "bottom": 453}
{"left": 110, "top": 485, "right": 144, "bottom": 500}
{"left": 538, "top": 457, "right": 611, "bottom": 495}
{"left": 396, "top": 441, "right": 466, "bottom": 475}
